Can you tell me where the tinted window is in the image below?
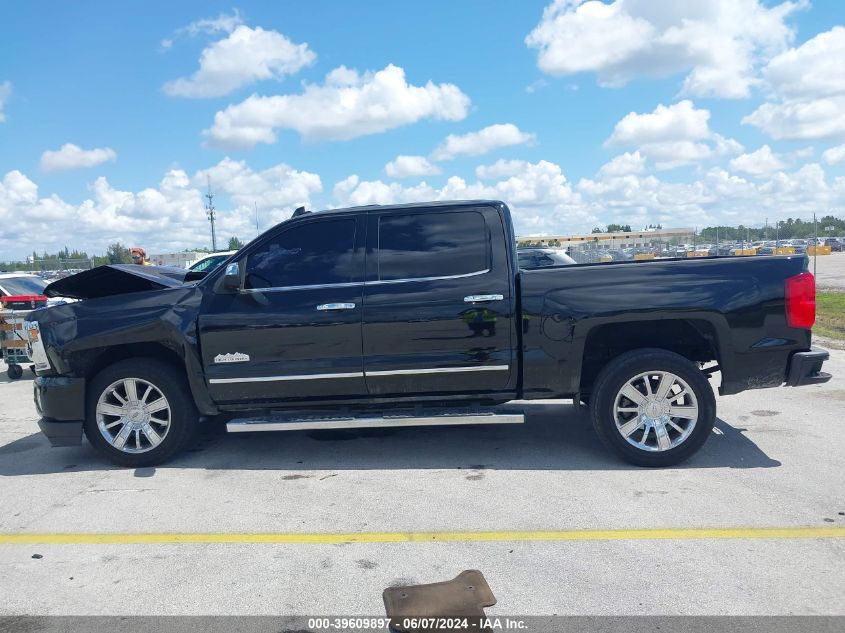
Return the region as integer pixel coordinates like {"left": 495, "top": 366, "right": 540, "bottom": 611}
{"left": 378, "top": 211, "right": 487, "bottom": 281}
{"left": 246, "top": 219, "right": 356, "bottom": 288}
{"left": 0, "top": 276, "right": 47, "bottom": 296}
{"left": 190, "top": 254, "right": 229, "bottom": 272}
{"left": 517, "top": 253, "right": 533, "bottom": 268}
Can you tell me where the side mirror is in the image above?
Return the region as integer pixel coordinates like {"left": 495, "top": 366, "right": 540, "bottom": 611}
{"left": 222, "top": 262, "right": 241, "bottom": 291}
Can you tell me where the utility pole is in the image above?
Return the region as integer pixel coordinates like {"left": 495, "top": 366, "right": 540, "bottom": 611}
{"left": 205, "top": 176, "right": 217, "bottom": 252}
{"left": 254, "top": 202, "right": 259, "bottom": 233}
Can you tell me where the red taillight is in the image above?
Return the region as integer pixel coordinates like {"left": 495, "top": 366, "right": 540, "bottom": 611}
{"left": 785, "top": 272, "right": 815, "bottom": 329}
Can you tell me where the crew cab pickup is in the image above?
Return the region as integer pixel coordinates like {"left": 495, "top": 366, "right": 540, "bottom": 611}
{"left": 27, "top": 200, "right": 831, "bottom": 467}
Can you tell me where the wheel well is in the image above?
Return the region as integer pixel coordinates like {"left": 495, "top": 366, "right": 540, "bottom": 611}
{"left": 580, "top": 319, "right": 719, "bottom": 396}
{"left": 83, "top": 342, "right": 185, "bottom": 382}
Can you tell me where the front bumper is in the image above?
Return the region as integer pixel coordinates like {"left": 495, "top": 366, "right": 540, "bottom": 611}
{"left": 786, "top": 347, "right": 832, "bottom": 387}
{"left": 34, "top": 375, "right": 85, "bottom": 447}
{"left": 37, "top": 417, "right": 83, "bottom": 447}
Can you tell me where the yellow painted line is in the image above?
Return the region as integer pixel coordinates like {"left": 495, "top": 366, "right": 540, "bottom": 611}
{"left": 0, "top": 527, "right": 843, "bottom": 545}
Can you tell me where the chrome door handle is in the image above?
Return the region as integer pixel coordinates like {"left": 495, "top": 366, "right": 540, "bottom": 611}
{"left": 316, "top": 302, "right": 356, "bottom": 311}
{"left": 463, "top": 294, "right": 504, "bottom": 303}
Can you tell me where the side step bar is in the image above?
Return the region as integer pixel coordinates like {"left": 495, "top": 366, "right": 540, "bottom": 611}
{"left": 226, "top": 410, "right": 524, "bottom": 433}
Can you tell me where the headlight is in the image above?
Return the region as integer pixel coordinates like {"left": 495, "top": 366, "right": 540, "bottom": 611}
{"left": 23, "top": 321, "right": 51, "bottom": 372}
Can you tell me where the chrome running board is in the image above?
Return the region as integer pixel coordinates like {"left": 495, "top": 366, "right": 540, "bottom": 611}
{"left": 226, "top": 409, "right": 524, "bottom": 433}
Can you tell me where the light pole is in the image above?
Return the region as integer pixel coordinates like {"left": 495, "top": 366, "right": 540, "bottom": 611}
{"left": 205, "top": 176, "right": 217, "bottom": 252}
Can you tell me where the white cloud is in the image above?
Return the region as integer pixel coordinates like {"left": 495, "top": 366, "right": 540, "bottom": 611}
{"left": 0, "top": 159, "right": 322, "bottom": 259}
{"left": 163, "top": 9, "right": 244, "bottom": 48}
{"left": 476, "top": 159, "right": 537, "bottom": 180}
{"left": 576, "top": 161, "right": 838, "bottom": 229}
{"left": 525, "top": 0, "right": 804, "bottom": 99}
{"left": 608, "top": 101, "right": 710, "bottom": 146}
{"left": 743, "top": 97, "right": 845, "bottom": 141}
{"left": 606, "top": 101, "right": 742, "bottom": 169}
{"left": 525, "top": 78, "right": 549, "bottom": 93}
{"left": 40, "top": 144, "right": 117, "bottom": 173}
{"left": 744, "top": 27, "right": 845, "bottom": 140}
{"left": 597, "top": 151, "right": 646, "bottom": 178}
{"left": 5, "top": 152, "right": 845, "bottom": 260}
{"left": 761, "top": 25, "right": 845, "bottom": 100}
{"left": 205, "top": 64, "right": 470, "bottom": 148}
{"left": 163, "top": 25, "right": 316, "bottom": 98}
{"left": 194, "top": 157, "right": 322, "bottom": 214}
{"left": 431, "top": 124, "right": 535, "bottom": 161}
{"left": 729, "top": 145, "right": 786, "bottom": 176}
{"left": 182, "top": 9, "right": 244, "bottom": 36}
{"left": 384, "top": 155, "right": 441, "bottom": 178}
{"left": 0, "top": 81, "right": 11, "bottom": 123}
{"left": 334, "top": 159, "right": 593, "bottom": 234}
{"left": 823, "top": 143, "right": 845, "bottom": 165}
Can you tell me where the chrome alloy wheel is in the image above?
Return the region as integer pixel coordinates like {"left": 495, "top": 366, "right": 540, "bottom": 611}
{"left": 613, "top": 371, "right": 698, "bottom": 452}
{"left": 95, "top": 377, "right": 171, "bottom": 453}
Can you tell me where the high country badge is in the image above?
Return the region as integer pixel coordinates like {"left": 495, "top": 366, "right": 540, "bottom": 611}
{"left": 214, "top": 352, "right": 250, "bottom": 364}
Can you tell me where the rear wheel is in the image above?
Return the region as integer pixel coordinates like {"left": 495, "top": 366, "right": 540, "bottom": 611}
{"left": 84, "top": 358, "right": 198, "bottom": 467}
{"left": 7, "top": 364, "right": 22, "bottom": 380}
{"left": 590, "top": 349, "right": 715, "bottom": 467}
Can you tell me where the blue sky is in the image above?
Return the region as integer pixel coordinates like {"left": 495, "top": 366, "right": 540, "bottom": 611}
{"left": 1, "top": 0, "right": 845, "bottom": 258}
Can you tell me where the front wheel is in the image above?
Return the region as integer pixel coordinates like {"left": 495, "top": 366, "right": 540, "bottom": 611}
{"left": 84, "top": 358, "right": 199, "bottom": 467}
{"left": 590, "top": 349, "right": 716, "bottom": 467}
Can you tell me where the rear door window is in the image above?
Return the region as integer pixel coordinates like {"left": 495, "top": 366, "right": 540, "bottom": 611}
{"left": 377, "top": 211, "right": 488, "bottom": 281}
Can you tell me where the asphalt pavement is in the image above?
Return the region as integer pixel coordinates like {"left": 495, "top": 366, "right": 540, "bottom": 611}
{"left": 0, "top": 351, "right": 843, "bottom": 617}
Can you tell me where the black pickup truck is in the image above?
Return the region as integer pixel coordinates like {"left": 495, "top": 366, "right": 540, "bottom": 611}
{"left": 26, "top": 200, "right": 830, "bottom": 467}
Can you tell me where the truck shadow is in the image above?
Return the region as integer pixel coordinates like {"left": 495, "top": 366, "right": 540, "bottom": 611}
{"left": 0, "top": 402, "right": 780, "bottom": 476}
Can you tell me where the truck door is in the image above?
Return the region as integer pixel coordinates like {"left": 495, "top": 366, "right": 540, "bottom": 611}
{"left": 198, "top": 214, "right": 366, "bottom": 405}
{"left": 361, "top": 205, "right": 516, "bottom": 396}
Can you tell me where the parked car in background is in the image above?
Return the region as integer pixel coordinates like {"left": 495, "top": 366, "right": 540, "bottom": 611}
{"left": 188, "top": 251, "right": 237, "bottom": 273}
{"left": 0, "top": 273, "right": 72, "bottom": 308}
{"left": 757, "top": 241, "right": 777, "bottom": 255}
{"left": 607, "top": 249, "right": 633, "bottom": 261}
{"left": 789, "top": 240, "right": 808, "bottom": 255}
{"left": 822, "top": 238, "right": 842, "bottom": 252}
{"left": 517, "top": 248, "right": 576, "bottom": 268}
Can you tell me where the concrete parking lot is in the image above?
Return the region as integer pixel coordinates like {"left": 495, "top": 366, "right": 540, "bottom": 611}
{"left": 0, "top": 350, "right": 843, "bottom": 617}
{"left": 809, "top": 252, "right": 845, "bottom": 291}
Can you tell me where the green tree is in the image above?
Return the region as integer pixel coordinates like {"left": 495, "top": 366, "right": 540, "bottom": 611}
{"left": 106, "top": 242, "right": 132, "bottom": 264}
{"left": 228, "top": 236, "right": 245, "bottom": 250}
{"left": 606, "top": 223, "right": 632, "bottom": 232}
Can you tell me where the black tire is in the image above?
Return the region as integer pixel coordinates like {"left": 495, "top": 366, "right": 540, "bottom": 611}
{"left": 84, "top": 358, "right": 199, "bottom": 467}
{"left": 7, "top": 364, "right": 22, "bottom": 380}
{"left": 590, "top": 348, "right": 716, "bottom": 467}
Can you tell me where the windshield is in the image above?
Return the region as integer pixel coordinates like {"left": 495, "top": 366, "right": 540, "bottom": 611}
{"left": 0, "top": 276, "right": 47, "bottom": 296}
{"left": 189, "top": 254, "right": 230, "bottom": 272}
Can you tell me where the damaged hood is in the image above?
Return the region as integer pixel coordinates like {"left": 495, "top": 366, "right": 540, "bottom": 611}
{"left": 44, "top": 264, "right": 191, "bottom": 300}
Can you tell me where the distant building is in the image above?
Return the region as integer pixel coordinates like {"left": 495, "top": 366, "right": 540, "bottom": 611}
{"left": 148, "top": 251, "right": 207, "bottom": 268}
{"left": 517, "top": 227, "right": 694, "bottom": 249}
